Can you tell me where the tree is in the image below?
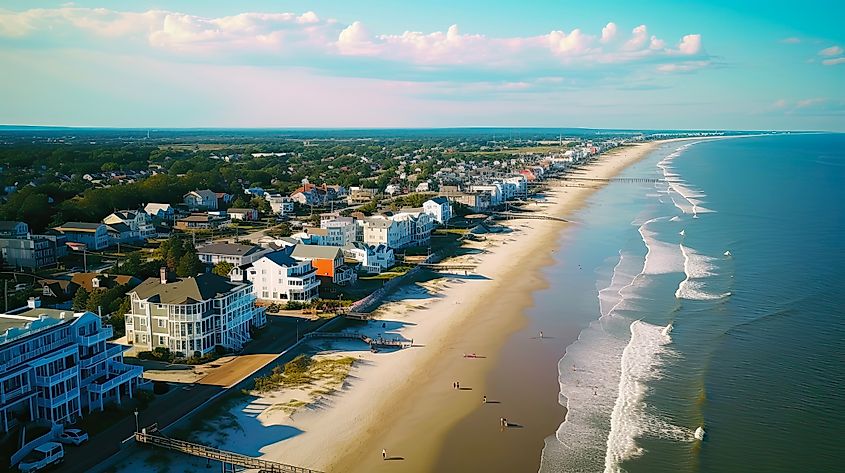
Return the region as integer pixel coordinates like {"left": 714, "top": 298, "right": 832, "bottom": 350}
{"left": 176, "top": 252, "right": 203, "bottom": 277}
{"left": 117, "top": 252, "right": 143, "bottom": 275}
{"left": 86, "top": 289, "right": 106, "bottom": 314}
{"left": 212, "top": 261, "right": 234, "bottom": 277}
{"left": 72, "top": 289, "right": 89, "bottom": 311}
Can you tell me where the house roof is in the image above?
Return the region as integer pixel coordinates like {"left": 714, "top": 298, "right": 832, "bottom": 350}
{"left": 290, "top": 244, "right": 343, "bottom": 261}
{"left": 131, "top": 273, "right": 242, "bottom": 304}
{"left": 70, "top": 273, "right": 139, "bottom": 292}
{"left": 428, "top": 197, "right": 449, "bottom": 205}
{"left": 303, "top": 227, "right": 329, "bottom": 236}
{"left": 53, "top": 222, "right": 104, "bottom": 233}
{"left": 186, "top": 189, "right": 217, "bottom": 200}
{"left": 227, "top": 208, "right": 254, "bottom": 214}
{"left": 260, "top": 251, "right": 300, "bottom": 267}
{"left": 197, "top": 242, "right": 264, "bottom": 257}
{"left": 105, "top": 222, "right": 132, "bottom": 234}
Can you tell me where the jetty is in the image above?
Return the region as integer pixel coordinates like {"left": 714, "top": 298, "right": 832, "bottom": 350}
{"left": 135, "top": 428, "right": 321, "bottom": 473}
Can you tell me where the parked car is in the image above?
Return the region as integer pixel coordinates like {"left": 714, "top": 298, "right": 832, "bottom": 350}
{"left": 57, "top": 428, "right": 88, "bottom": 446}
{"left": 17, "top": 442, "right": 64, "bottom": 472}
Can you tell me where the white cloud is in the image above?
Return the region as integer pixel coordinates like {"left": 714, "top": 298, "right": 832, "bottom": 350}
{"left": 780, "top": 37, "right": 801, "bottom": 44}
{"left": 822, "top": 57, "right": 845, "bottom": 66}
{"left": 624, "top": 25, "right": 649, "bottom": 50}
{"left": 657, "top": 60, "right": 710, "bottom": 73}
{"left": 818, "top": 45, "right": 843, "bottom": 56}
{"left": 0, "top": 7, "right": 711, "bottom": 77}
{"left": 678, "top": 34, "right": 702, "bottom": 55}
{"left": 600, "top": 22, "right": 617, "bottom": 43}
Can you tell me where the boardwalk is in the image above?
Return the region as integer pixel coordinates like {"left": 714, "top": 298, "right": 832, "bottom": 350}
{"left": 491, "top": 212, "right": 568, "bottom": 222}
{"left": 303, "top": 331, "right": 410, "bottom": 349}
{"left": 135, "top": 430, "right": 321, "bottom": 473}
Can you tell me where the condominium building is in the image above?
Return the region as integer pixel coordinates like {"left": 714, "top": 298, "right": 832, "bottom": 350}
{"left": 231, "top": 251, "right": 320, "bottom": 303}
{"left": 0, "top": 222, "right": 66, "bottom": 269}
{"left": 51, "top": 222, "right": 110, "bottom": 250}
{"left": 125, "top": 269, "right": 263, "bottom": 356}
{"left": 0, "top": 300, "right": 142, "bottom": 433}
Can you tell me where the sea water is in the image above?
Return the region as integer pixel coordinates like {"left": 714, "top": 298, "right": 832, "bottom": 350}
{"left": 539, "top": 134, "right": 845, "bottom": 473}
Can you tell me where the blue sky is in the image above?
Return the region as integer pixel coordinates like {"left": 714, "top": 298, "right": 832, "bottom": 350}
{"left": 1, "top": 0, "right": 843, "bottom": 130}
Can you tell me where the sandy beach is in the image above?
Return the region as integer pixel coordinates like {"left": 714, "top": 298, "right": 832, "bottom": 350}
{"left": 107, "top": 140, "right": 666, "bottom": 473}
{"left": 270, "top": 141, "right": 665, "bottom": 472}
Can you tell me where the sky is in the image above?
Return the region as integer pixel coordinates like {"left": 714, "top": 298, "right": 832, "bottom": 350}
{"left": 0, "top": 1, "right": 843, "bottom": 130}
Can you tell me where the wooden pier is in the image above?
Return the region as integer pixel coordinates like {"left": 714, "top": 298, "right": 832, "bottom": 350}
{"left": 135, "top": 430, "right": 321, "bottom": 473}
{"left": 491, "top": 212, "right": 568, "bottom": 222}
{"left": 303, "top": 331, "right": 410, "bottom": 349}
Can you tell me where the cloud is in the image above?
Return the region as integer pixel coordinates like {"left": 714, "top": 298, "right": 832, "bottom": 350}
{"left": 769, "top": 98, "right": 845, "bottom": 116}
{"left": 818, "top": 45, "right": 843, "bottom": 56}
{"left": 600, "top": 22, "right": 617, "bottom": 43}
{"left": 624, "top": 25, "right": 649, "bottom": 51}
{"left": 0, "top": 6, "right": 711, "bottom": 83}
{"left": 678, "top": 34, "right": 702, "bottom": 55}
{"left": 822, "top": 57, "right": 845, "bottom": 66}
{"left": 780, "top": 37, "right": 801, "bottom": 44}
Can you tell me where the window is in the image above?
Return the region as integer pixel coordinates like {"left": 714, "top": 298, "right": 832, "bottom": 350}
{"left": 157, "top": 319, "right": 165, "bottom": 328}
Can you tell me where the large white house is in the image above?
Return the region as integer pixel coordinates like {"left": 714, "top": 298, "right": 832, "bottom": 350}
{"left": 0, "top": 301, "right": 143, "bottom": 432}
{"left": 344, "top": 242, "right": 395, "bottom": 274}
{"left": 183, "top": 189, "right": 219, "bottom": 210}
{"left": 102, "top": 210, "right": 156, "bottom": 240}
{"left": 232, "top": 252, "right": 320, "bottom": 303}
{"left": 125, "top": 270, "right": 263, "bottom": 356}
{"left": 423, "top": 197, "right": 453, "bottom": 225}
{"left": 265, "top": 194, "right": 295, "bottom": 216}
{"left": 362, "top": 216, "right": 410, "bottom": 249}
{"left": 320, "top": 217, "right": 358, "bottom": 247}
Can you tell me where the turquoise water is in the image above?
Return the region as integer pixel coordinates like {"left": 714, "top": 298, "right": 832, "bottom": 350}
{"left": 537, "top": 134, "right": 845, "bottom": 472}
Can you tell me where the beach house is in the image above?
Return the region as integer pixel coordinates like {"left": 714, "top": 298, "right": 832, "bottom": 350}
{"left": 344, "top": 242, "right": 395, "bottom": 274}
{"left": 232, "top": 252, "right": 320, "bottom": 303}
{"left": 290, "top": 245, "right": 355, "bottom": 285}
{"left": 124, "top": 269, "right": 263, "bottom": 356}
{"left": 102, "top": 210, "right": 156, "bottom": 240}
{"left": 183, "top": 190, "right": 219, "bottom": 210}
{"left": 423, "top": 197, "right": 453, "bottom": 225}
{"left": 51, "top": 222, "right": 110, "bottom": 250}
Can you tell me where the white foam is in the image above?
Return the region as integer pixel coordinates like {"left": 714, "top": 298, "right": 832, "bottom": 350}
{"left": 604, "top": 321, "right": 685, "bottom": 472}
{"left": 676, "top": 245, "right": 730, "bottom": 300}
{"left": 694, "top": 426, "right": 706, "bottom": 441}
{"left": 640, "top": 221, "right": 685, "bottom": 275}
{"left": 657, "top": 144, "right": 715, "bottom": 218}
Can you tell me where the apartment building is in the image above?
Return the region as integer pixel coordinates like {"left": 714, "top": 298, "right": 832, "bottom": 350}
{"left": 125, "top": 270, "right": 262, "bottom": 356}
{"left": 231, "top": 252, "right": 320, "bottom": 303}
{"left": 0, "top": 224, "right": 66, "bottom": 269}
{"left": 0, "top": 301, "right": 142, "bottom": 433}
{"left": 423, "top": 197, "right": 453, "bottom": 225}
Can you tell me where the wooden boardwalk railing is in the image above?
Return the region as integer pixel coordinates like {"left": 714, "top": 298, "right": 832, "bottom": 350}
{"left": 135, "top": 430, "right": 322, "bottom": 473}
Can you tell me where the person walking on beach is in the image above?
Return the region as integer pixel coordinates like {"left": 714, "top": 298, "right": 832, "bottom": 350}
{"left": 456, "top": 381, "right": 460, "bottom": 389}
{"left": 382, "top": 449, "right": 387, "bottom": 460}
{"left": 483, "top": 395, "right": 487, "bottom": 404}
{"left": 539, "top": 330, "right": 544, "bottom": 339}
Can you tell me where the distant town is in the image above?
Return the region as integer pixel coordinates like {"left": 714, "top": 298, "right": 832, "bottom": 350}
{"left": 0, "top": 127, "right": 733, "bottom": 471}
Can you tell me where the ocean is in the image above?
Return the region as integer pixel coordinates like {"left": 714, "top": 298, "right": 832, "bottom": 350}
{"left": 537, "top": 134, "right": 845, "bottom": 472}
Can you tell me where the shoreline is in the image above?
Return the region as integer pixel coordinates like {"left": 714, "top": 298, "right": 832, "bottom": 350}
{"left": 106, "top": 138, "right": 697, "bottom": 473}
{"left": 321, "top": 140, "right": 670, "bottom": 472}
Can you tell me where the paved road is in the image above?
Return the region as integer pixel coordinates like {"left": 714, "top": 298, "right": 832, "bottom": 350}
{"left": 58, "top": 315, "right": 328, "bottom": 473}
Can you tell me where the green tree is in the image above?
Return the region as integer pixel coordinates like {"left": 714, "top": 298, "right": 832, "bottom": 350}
{"left": 176, "top": 252, "right": 203, "bottom": 277}
{"left": 71, "top": 289, "right": 89, "bottom": 311}
{"left": 212, "top": 261, "right": 234, "bottom": 277}
{"left": 86, "top": 289, "right": 106, "bottom": 314}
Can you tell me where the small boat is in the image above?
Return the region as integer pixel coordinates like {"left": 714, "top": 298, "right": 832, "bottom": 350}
{"left": 723, "top": 250, "right": 732, "bottom": 257}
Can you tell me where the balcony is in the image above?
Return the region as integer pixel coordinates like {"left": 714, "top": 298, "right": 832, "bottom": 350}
{"left": 79, "top": 343, "right": 125, "bottom": 369}
{"left": 78, "top": 325, "right": 113, "bottom": 346}
{"left": 36, "top": 387, "right": 80, "bottom": 408}
{"left": 35, "top": 366, "right": 79, "bottom": 386}
{"left": 88, "top": 364, "right": 142, "bottom": 394}
{"left": 0, "top": 384, "right": 35, "bottom": 406}
{"left": 0, "top": 341, "right": 75, "bottom": 373}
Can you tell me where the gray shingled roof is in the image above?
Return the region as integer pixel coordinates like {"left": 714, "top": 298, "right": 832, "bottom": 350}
{"left": 290, "top": 244, "right": 343, "bottom": 260}
{"left": 197, "top": 243, "right": 262, "bottom": 256}
{"left": 130, "top": 273, "right": 241, "bottom": 304}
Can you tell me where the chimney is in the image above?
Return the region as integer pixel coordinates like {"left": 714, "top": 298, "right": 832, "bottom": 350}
{"left": 27, "top": 297, "right": 41, "bottom": 309}
{"left": 160, "top": 267, "right": 168, "bottom": 284}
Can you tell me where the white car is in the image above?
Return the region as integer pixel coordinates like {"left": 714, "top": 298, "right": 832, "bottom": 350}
{"left": 17, "top": 442, "right": 64, "bottom": 472}
{"left": 57, "top": 428, "right": 89, "bottom": 446}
